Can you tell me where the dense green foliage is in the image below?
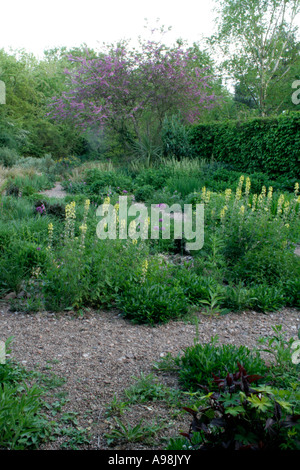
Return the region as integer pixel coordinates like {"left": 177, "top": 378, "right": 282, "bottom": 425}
{"left": 189, "top": 112, "right": 300, "bottom": 178}
{"left": 1, "top": 158, "right": 299, "bottom": 322}
{"left": 0, "top": 47, "right": 92, "bottom": 160}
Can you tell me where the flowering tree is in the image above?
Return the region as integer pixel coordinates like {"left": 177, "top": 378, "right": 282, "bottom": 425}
{"left": 47, "top": 36, "right": 217, "bottom": 147}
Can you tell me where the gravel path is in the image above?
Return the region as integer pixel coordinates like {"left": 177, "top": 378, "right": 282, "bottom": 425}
{"left": 39, "top": 182, "right": 66, "bottom": 199}
{"left": 0, "top": 302, "right": 299, "bottom": 450}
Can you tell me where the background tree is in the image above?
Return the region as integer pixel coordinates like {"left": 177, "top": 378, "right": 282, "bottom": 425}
{"left": 0, "top": 46, "right": 91, "bottom": 159}
{"left": 48, "top": 33, "right": 218, "bottom": 158}
{"left": 209, "top": 0, "right": 300, "bottom": 116}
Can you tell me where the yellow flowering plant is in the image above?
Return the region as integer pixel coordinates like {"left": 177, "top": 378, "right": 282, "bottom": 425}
{"left": 64, "top": 201, "right": 76, "bottom": 242}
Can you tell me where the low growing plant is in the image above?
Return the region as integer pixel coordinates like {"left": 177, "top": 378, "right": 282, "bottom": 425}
{"left": 172, "top": 336, "right": 269, "bottom": 392}
{"left": 179, "top": 363, "right": 300, "bottom": 450}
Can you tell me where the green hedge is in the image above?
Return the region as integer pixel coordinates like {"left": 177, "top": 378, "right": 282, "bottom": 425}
{"left": 189, "top": 112, "right": 300, "bottom": 178}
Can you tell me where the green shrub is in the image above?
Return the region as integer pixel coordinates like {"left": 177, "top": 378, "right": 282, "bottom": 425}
{"left": 248, "top": 284, "right": 287, "bottom": 312}
{"left": 232, "top": 247, "right": 299, "bottom": 286}
{"left": 161, "top": 114, "right": 194, "bottom": 159}
{"left": 0, "top": 147, "right": 19, "bottom": 167}
{"left": 34, "top": 199, "right": 66, "bottom": 219}
{"left": 116, "top": 280, "right": 188, "bottom": 324}
{"left": 84, "top": 168, "right": 133, "bottom": 194}
{"left": 174, "top": 269, "right": 220, "bottom": 305}
{"left": 174, "top": 336, "right": 269, "bottom": 392}
{"left": 0, "top": 381, "right": 51, "bottom": 449}
{"left": 282, "top": 278, "right": 300, "bottom": 308}
{"left": 134, "top": 184, "right": 154, "bottom": 202}
{"left": 0, "top": 340, "right": 52, "bottom": 450}
{"left": 223, "top": 283, "right": 257, "bottom": 312}
{"left": 179, "top": 364, "right": 300, "bottom": 450}
{"left": 166, "top": 175, "right": 204, "bottom": 198}
{"left": 5, "top": 173, "right": 52, "bottom": 195}
{"left": 189, "top": 113, "right": 300, "bottom": 178}
{"left": 5, "top": 181, "right": 20, "bottom": 197}
{"left": 134, "top": 168, "right": 169, "bottom": 190}
{"left": 0, "top": 240, "right": 49, "bottom": 293}
{"left": 145, "top": 188, "right": 183, "bottom": 208}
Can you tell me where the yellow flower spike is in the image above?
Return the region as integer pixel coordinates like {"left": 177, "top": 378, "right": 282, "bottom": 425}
{"left": 128, "top": 220, "right": 137, "bottom": 240}
{"left": 220, "top": 205, "right": 228, "bottom": 222}
{"left": 79, "top": 224, "right": 87, "bottom": 233}
{"left": 239, "top": 205, "right": 245, "bottom": 216}
{"left": 141, "top": 258, "right": 149, "bottom": 283}
{"left": 283, "top": 201, "right": 290, "bottom": 215}
{"left": 47, "top": 223, "right": 54, "bottom": 250}
{"left": 65, "top": 201, "right": 76, "bottom": 219}
{"left": 264, "top": 186, "right": 273, "bottom": 211}
{"left": 225, "top": 188, "right": 232, "bottom": 203}
{"left": 245, "top": 177, "right": 251, "bottom": 197}
{"left": 143, "top": 259, "right": 148, "bottom": 269}
{"left": 277, "top": 194, "right": 285, "bottom": 215}
{"left": 200, "top": 187, "right": 210, "bottom": 203}
{"left": 237, "top": 175, "right": 244, "bottom": 189}
{"left": 235, "top": 188, "right": 242, "bottom": 202}
{"left": 267, "top": 187, "right": 273, "bottom": 200}
{"left": 295, "top": 182, "right": 299, "bottom": 197}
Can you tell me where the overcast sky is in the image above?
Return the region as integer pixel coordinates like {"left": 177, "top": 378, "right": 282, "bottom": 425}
{"left": 0, "top": 0, "right": 218, "bottom": 57}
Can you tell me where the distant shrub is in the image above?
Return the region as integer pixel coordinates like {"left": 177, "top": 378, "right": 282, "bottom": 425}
{"left": 0, "top": 147, "right": 19, "bottom": 168}
{"left": 161, "top": 114, "right": 194, "bottom": 159}
{"left": 134, "top": 185, "right": 154, "bottom": 202}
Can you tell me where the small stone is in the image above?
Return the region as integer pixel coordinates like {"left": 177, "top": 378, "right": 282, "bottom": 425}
{"left": 4, "top": 292, "right": 17, "bottom": 300}
{"left": 118, "top": 356, "right": 126, "bottom": 361}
